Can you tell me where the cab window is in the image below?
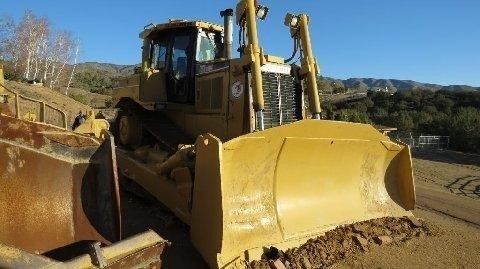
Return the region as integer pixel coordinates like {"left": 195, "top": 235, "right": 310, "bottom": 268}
{"left": 171, "top": 34, "right": 191, "bottom": 79}
{"left": 196, "top": 30, "right": 222, "bottom": 62}
{"left": 151, "top": 39, "right": 168, "bottom": 69}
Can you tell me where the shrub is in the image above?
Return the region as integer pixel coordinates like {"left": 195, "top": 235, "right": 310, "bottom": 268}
{"left": 68, "top": 93, "right": 90, "bottom": 105}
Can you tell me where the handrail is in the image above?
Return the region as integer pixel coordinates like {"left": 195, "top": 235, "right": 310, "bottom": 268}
{"left": 0, "top": 82, "right": 67, "bottom": 129}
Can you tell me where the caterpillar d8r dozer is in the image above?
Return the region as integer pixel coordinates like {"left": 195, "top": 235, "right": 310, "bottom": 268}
{"left": 112, "top": 0, "right": 415, "bottom": 268}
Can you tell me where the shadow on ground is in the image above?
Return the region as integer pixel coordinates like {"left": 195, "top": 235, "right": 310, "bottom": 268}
{"left": 412, "top": 149, "right": 480, "bottom": 167}
{"left": 121, "top": 188, "right": 209, "bottom": 269}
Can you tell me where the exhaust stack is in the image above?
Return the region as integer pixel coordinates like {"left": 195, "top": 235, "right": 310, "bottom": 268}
{"left": 220, "top": 9, "right": 234, "bottom": 59}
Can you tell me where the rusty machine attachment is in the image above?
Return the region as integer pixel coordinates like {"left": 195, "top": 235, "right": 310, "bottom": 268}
{"left": 0, "top": 230, "right": 167, "bottom": 269}
{"left": 0, "top": 61, "right": 168, "bottom": 268}
{"left": 110, "top": 0, "right": 415, "bottom": 268}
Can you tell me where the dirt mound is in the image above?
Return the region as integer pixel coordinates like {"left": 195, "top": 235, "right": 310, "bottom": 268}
{"left": 250, "top": 216, "right": 431, "bottom": 269}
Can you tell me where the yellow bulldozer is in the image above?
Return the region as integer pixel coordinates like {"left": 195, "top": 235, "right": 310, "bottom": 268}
{"left": 112, "top": 0, "right": 415, "bottom": 268}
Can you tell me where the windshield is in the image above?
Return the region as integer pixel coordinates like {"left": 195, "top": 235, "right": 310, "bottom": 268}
{"left": 196, "top": 30, "right": 222, "bottom": 62}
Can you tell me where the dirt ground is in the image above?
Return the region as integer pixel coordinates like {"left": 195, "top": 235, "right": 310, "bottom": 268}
{"left": 250, "top": 216, "right": 432, "bottom": 269}
{"left": 413, "top": 150, "right": 480, "bottom": 201}
{"left": 334, "top": 208, "right": 480, "bottom": 269}
{"left": 330, "top": 150, "right": 480, "bottom": 269}
{"left": 121, "top": 149, "right": 480, "bottom": 268}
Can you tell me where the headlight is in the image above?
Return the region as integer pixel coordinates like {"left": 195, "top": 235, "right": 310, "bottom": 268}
{"left": 284, "top": 13, "right": 299, "bottom": 28}
{"left": 256, "top": 5, "right": 269, "bottom": 20}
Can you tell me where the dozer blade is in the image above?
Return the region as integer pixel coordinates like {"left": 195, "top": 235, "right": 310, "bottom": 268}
{"left": 0, "top": 114, "right": 120, "bottom": 255}
{"left": 191, "top": 119, "right": 415, "bottom": 268}
{"left": 0, "top": 114, "right": 170, "bottom": 268}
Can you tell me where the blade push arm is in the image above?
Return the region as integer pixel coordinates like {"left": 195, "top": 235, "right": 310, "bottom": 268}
{"left": 236, "top": 0, "right": 268, "bottom": 130}
{"left": 285, "top": 13, "right": 321, "bottom": 119}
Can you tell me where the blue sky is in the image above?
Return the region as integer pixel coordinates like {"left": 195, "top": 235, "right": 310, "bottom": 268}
{"left": 2, "top": 0, "right": 479, "bottom": 86}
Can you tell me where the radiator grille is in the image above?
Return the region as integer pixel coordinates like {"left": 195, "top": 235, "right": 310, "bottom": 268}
{"left": 262, "top": 72, "right": 303, "bottom": 129}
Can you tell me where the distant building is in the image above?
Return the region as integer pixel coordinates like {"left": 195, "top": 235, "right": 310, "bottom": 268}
{"left": 373, "top": 86, "right": 390, "bottom": 92}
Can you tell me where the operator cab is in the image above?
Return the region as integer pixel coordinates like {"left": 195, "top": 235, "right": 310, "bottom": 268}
{"left": 140, "top": 21, "right": 224, "bottom": 105}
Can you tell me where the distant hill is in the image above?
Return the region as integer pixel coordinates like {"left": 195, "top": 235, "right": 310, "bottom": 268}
{"left": 75, "top": 62, "right": 479, "bottom": 92}
{"left": 72, "top": 62, "right": 140, "bottom": 95}
{"left": 76, "top": 62, "right": 139, "bottom": 78}
{"left": 438, "top": 85, "right": 479, "bottom": 91}
{"left": 323, "top": 77, "right": 479, "bottom": 92}
{"left": 342, "top": 78, "right": 442, "bottom": 91}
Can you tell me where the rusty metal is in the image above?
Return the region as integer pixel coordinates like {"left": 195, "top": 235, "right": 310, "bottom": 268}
{"left": 0, "top": 230, "right": 168, "bottom": 269}
{"left": 0, "top": 113, "right": 120, "bottom": 254}
{"left": 0, "top": 63, "right": 13, "bottom": 117}
{"left": 0, "top": 102, "right": 13, "bottom": 117}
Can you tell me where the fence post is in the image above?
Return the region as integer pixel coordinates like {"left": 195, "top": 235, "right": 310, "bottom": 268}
{"left": 14, "top": 92, "right": 19, "bottom": 118}
{"left": 40, "top": 101, "right": 45, "bottom": 123}
{"left": 61, "top": 111, "right": 67, "bottom": 130}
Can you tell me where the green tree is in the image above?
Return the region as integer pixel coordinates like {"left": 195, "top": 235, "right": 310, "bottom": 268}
{"left": 422, "top": 105, "right": 437, "bottom": 114}
{"left": 320, "top": 101, "right": 335, "bottom": 119}
{"left": 393, "top": 100, "right": 409, "bottom": 111}
{"left": 74, "top": 70, "right": 112, "bottom": 94}
{"left": 348, "top": 101, "right": 368, "bottom": 113}
{"left": 333, "top": 86, "right": 347, "bottom": 94}
{"left": 371, "top": 107, "right": 388, "bottom": 123}
{"left": 68, "top": 92, "right": 90, "bottom": 105}
{"left": 362, "top": 97, "right": 374, "bottom": 108}
{"left": 314, "top": 88, "right": 480, "bottom": 153}
{"left": 449, "top": 107, "right": 480, "bottom": 152}
{"left": 390, "top": 111, "right": 414, "bottom": 131}
{"left": 336, "top": 109, "right": 370, "bottom": 123}
{"left": 433, "top": 93, "right": 455, "bottom": 114}
{"left": 318, "top": 77, "right": 333, "bottom": 94}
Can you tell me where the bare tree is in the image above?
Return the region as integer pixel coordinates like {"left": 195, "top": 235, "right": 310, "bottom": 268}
{"left": 66, "top": 39, "right": 80, "bottom": 94}
{"left": 42, "top": 31, "right": 54, "bottom": 83}
{"left": 0, "top": 10, "right": 79, "bottom": 89}
{"left": 17, "top": 10, "right": 38, "bottom": 79}
{"left": 32, "top": 18, "right": 49, "bottom": 80}
{"left": 0, "top": 15, "right": 14, "bottom": 57}
{"left": 49, "top": 31, "right": 73, "bottom": 89}
{"left": 0, "top": 15, "right": 20, "bottom": 71}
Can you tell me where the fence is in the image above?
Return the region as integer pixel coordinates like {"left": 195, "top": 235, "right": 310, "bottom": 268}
{"left": 0, "top": 82, "right": 67, "bottom": 129}
{"left": 395, "top": 133, "right": 450, "bottom": 150}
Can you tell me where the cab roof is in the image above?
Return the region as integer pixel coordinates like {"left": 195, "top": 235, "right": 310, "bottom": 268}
{"left": 140, "top": 20, "right": 224, "bottom": 39}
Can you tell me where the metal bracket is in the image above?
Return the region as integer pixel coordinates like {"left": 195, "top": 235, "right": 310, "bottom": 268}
{"left": 89, "top": 241, "right": 108, "bottom": 268}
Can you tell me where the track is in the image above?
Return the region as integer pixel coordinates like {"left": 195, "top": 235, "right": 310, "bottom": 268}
{"left": 142, "top": 114, "right": 195, "bottom": 153}
{"left": 412, "top": 150, "right": 480, "bottom": 226}
{"left": 416, "top": 182, "right": 480, "bottom": 226}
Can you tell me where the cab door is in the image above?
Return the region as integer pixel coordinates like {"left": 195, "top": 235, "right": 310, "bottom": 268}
{"left": 165, "top": 30, "right": 196, "bottom": 104}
